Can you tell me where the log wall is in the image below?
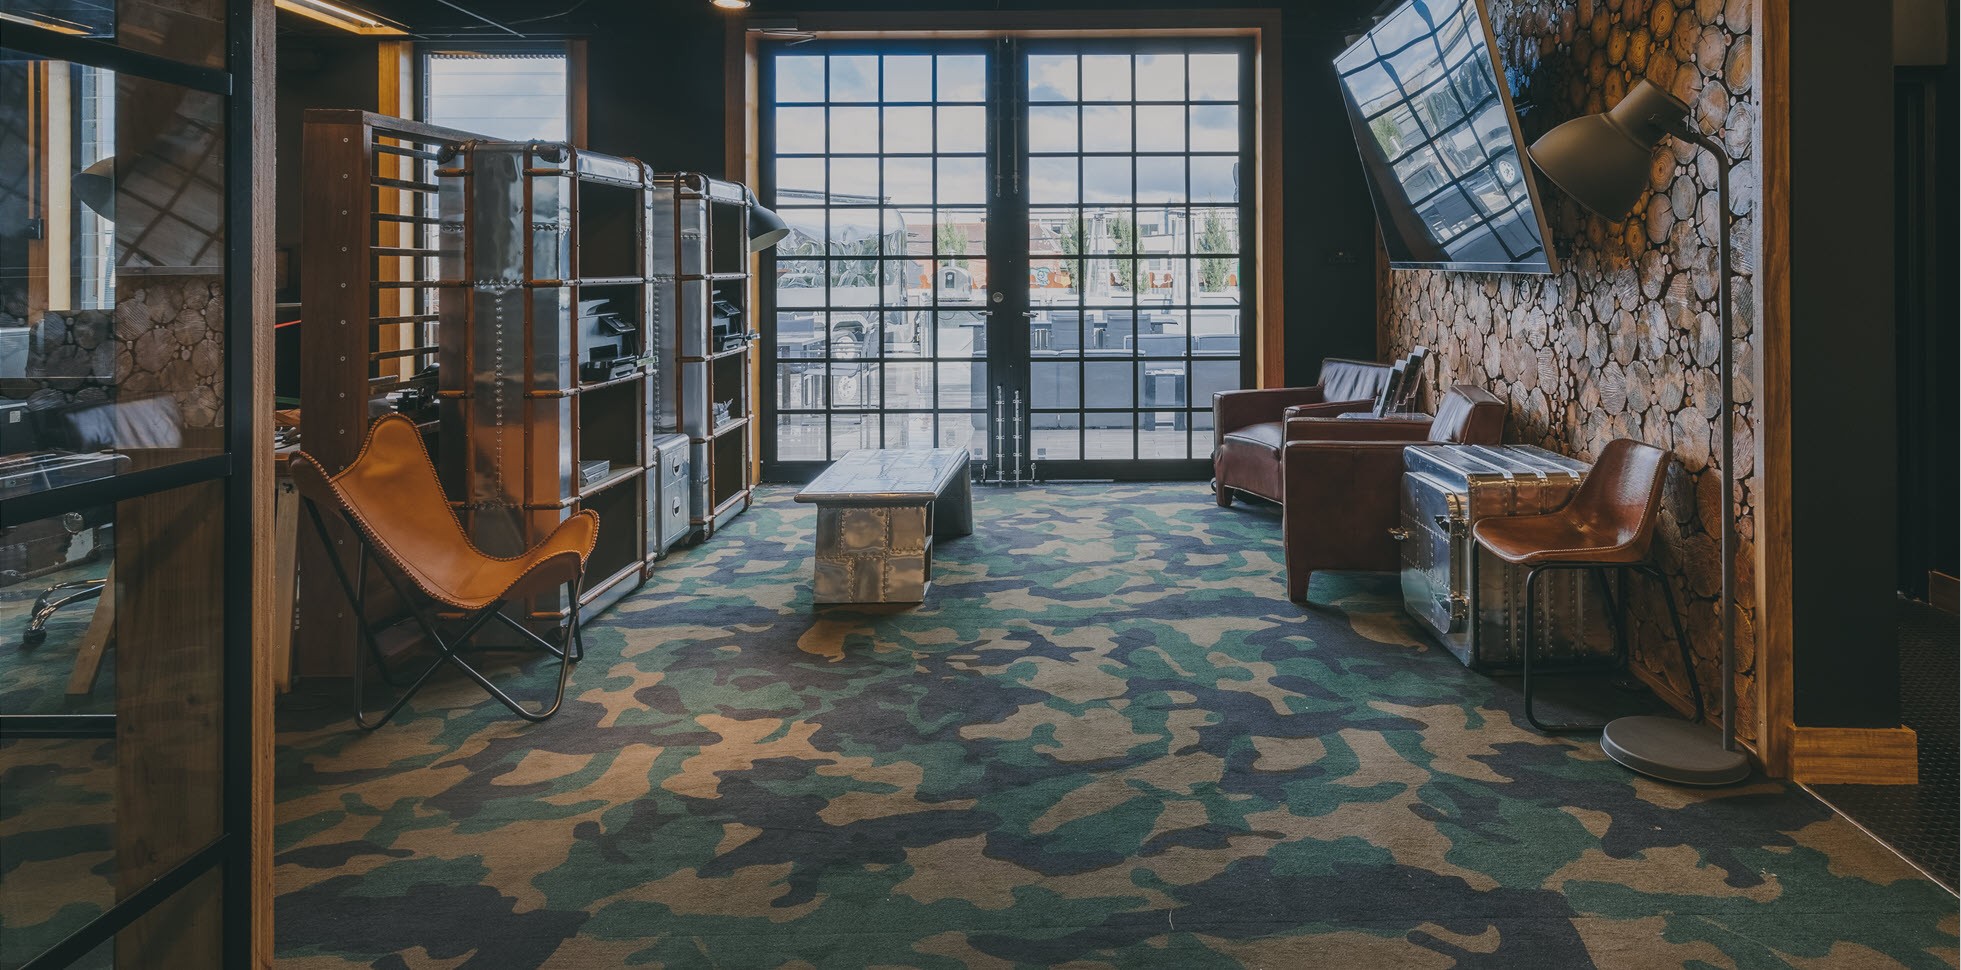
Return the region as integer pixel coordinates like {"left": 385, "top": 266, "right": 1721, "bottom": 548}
{"left": 1379, "top": 0, "right": 1761, "bottom": 743}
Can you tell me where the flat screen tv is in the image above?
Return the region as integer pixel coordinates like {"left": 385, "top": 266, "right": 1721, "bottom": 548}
{"left": 1335, "top": 0, "right": 1558, "bottom": 274}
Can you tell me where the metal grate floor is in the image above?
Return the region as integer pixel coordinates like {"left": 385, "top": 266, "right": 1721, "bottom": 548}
{"left": 1810, "top": 599, "right": 1958, "bottom": 893}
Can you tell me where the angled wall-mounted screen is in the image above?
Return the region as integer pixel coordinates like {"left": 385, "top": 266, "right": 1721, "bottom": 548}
{"left": 1335, "top": 0, "right": 1557, "bottom": 274}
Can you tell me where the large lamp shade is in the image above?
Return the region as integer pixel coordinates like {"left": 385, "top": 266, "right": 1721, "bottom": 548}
{"left": 1527, "top": 80, "right": 1690, "bottom": 220}
{"left": 745, "top": 187, "right": 790, "bottom": 252}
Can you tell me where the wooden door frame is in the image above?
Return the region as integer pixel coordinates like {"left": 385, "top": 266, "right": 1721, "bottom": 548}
{"left": 1753, "top": 0, "right": 1795, "bottom": 779}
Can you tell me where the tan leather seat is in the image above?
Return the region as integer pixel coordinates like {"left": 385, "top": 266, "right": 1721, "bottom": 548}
{"left": 291, "top": 413, "right": 596, "bottom": 728}
{"left": 291, "top": 414, "right": 596, "bottom": 611}
{"left": 1473, "top": 438, "right": 1666, "bottom": 567}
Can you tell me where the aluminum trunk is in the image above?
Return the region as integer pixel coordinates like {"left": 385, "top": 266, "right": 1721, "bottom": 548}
{"left": 650, "top": 433, "right": 691, "bottom": 555}
{"left": 1397, "top": 444, "right": 1615, "bottom": 670}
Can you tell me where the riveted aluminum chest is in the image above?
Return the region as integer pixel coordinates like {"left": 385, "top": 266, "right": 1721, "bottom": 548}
{"left": 1397, "top": 444, "right": 1615, "bottom": 670}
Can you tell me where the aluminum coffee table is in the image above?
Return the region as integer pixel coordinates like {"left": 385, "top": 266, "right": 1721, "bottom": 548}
{"left": 793, "top": 449, "right": 974, "bottom": 604}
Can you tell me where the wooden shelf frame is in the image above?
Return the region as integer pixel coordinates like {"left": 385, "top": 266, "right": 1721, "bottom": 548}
{"left": 294, "top": 109, "right": 485, "bottom": 681}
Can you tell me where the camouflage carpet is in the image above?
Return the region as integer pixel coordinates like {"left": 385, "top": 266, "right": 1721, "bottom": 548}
{"left": 273, "top": 485, "right": 1959, "bottom": 969}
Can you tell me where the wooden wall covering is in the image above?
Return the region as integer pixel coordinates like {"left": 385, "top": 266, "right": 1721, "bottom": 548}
{"left": 1379, "top": 0, "right": 1762, "bottom": 746}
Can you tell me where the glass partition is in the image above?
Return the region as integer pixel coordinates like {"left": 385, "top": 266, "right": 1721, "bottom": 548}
{"left": 1, "top": 55, "right": 229, "bottom": 492}
{"left": 0, "top": 0, "right": 250, "bottom": 964}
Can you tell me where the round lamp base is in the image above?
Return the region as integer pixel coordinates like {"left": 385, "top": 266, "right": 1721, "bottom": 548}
{"left": 1601, "top": 715, "right": 1751, "bottom": 787}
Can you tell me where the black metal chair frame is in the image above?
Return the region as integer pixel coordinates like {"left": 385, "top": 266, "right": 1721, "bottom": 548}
{"left": 1518, "top": 560, "right": 1707, "bottom": 734}
{"left": 301, "top": 500, "right": 585, "bottom": 731}
{"left": 23, "top": 579, "right": 106, "bottom": 647}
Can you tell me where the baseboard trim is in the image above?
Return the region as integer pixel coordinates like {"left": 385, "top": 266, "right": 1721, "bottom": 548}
{"left": 1930, "top": 570, "right": 1958, "bottom": 616}
{"left": 1791, "top": 726, "right": 1919, "bottom": 785}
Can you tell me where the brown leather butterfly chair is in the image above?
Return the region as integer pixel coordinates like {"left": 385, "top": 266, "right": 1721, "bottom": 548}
{"left": 291, "top": 413, "right": 598, "bottom": 729}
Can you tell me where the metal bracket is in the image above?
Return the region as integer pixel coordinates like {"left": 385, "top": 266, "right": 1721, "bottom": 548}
{"left": 1438, "top": 592, "right": 1469, "bottom": 626}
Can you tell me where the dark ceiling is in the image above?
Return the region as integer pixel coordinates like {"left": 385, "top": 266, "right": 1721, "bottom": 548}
{"left": 324, "top": 0, "right": 608, "bottom": 39}
{"left": 317, "top": 0, "right": 1382, "bottom": 41}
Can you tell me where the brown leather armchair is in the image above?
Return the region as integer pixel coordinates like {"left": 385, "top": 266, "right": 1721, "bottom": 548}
{"left": 1213, "top": 357, "right": 1393, "bottom": 505}
{"left": 1282, "top": 385, "right": 1506, "bottom": 601}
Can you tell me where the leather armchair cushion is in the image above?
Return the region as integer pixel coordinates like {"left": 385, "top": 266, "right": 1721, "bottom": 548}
{"left": 1287, "top": 416, "right": 1433, "bottom": 443}
{"left": 1221, "top": 420, "right": 1284, "bottom": 458}
{"left": 1429, "top": 384, "right": 1506, "bottom": 443}
{"left": 1213, "top": 386, "right": 1328, "bottom": 436}
{"left": 1318, "top": 357, "right": 1394, "bottom": 403}
{"left": 1283, "top": 399, "right": 1375, "bottom": 422}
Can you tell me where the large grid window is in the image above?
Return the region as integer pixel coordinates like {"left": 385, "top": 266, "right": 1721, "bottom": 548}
{"left": 766, "top": 49, "right": 993, "bottom": 464}
{"left": 1024, "top": 46, "right": 1247, "bottom": 462}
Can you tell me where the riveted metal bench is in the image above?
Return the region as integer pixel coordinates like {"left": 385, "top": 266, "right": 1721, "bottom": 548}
{"left": 793, "top": 449, "right": 974, "bottom": 604}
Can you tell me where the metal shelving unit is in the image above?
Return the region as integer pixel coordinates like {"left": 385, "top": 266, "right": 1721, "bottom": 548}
{"left": 651, "top": 173, "right": 756, "bottom": 540}
{"left": 436, "top": 142, "right": 688, "bottom": 625}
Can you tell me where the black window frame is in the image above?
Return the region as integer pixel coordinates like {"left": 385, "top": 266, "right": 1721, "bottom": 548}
{"left": 755, "top": 36, "right": 1257, "bottom": 483}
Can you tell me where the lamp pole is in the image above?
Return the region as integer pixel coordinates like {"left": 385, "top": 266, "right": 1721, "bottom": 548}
{"left": 1528, "top": 79, "right": 1751, "bottom": 784}
{"left": 1677, "top": 126, "right": 1738, "bottom": 752}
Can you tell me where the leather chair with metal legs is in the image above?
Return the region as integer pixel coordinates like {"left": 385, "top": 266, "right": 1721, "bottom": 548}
{"left": 1470, "top": 438, "right": 1706, "bottom": 733}
{"left": 290, "top": 413, "right": 598, "bottom": 730}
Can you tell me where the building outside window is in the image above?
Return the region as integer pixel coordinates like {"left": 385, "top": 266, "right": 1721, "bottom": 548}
{"left": 422, "top": 49, "right": 570, "bottom": 141}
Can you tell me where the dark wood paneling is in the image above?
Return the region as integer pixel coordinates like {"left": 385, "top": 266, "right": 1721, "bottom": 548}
{"left": 1756, "top": 0, "right": 1795, "bottom": 777}
{"left": 1788, "top": 0, "right": 1901, "bottom": 729}
{"left": 250, "top": 1, "right": 277, "bottom": 962}
{"left": 115, "top": 476, "right": 226, "bottom": 967}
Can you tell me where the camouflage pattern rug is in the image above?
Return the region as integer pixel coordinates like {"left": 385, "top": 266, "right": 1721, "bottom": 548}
{"left": 273, "top": 485, "right": 1959, "bottom": 969}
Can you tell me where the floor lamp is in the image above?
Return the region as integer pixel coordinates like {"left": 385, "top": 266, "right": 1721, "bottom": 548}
{"left": 1527, "top": 80, "right": 1752, "bottom": 786}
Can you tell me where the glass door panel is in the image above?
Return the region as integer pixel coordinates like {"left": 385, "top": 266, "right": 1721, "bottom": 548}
{"left": 1021, "top": 43, "right": 1251, "bottom": 475}
{"left": 761, "top": 44, "right": 994, "bottom": 479}
{"left": 760, "top": 38, "right": 1252, "bottom": 482}
{"left": 3, "top": 28, "right": 245, "bottom": 966}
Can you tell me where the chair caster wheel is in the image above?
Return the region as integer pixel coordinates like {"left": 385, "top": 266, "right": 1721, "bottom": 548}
{"left": 22, "top": 628, "right": 47, "bottom": 649}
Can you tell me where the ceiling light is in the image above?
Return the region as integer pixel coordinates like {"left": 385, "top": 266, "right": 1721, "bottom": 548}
{"left": 712, "top": 0, "right": 752, "bottom": 9}
{"left": 274, "top": 0, "right": 408, "bottom": 35}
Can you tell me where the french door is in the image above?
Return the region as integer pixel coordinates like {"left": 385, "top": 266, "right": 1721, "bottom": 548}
{"left": 760, "top": 38, "right": 1255, "bottom": 482}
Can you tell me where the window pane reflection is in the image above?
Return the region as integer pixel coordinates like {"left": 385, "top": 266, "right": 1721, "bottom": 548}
{"left": 2, "top": 54, "right": 228, "bottom": 498}
{"left": 1, "top": 1, "right": 227, "bottom": 69}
